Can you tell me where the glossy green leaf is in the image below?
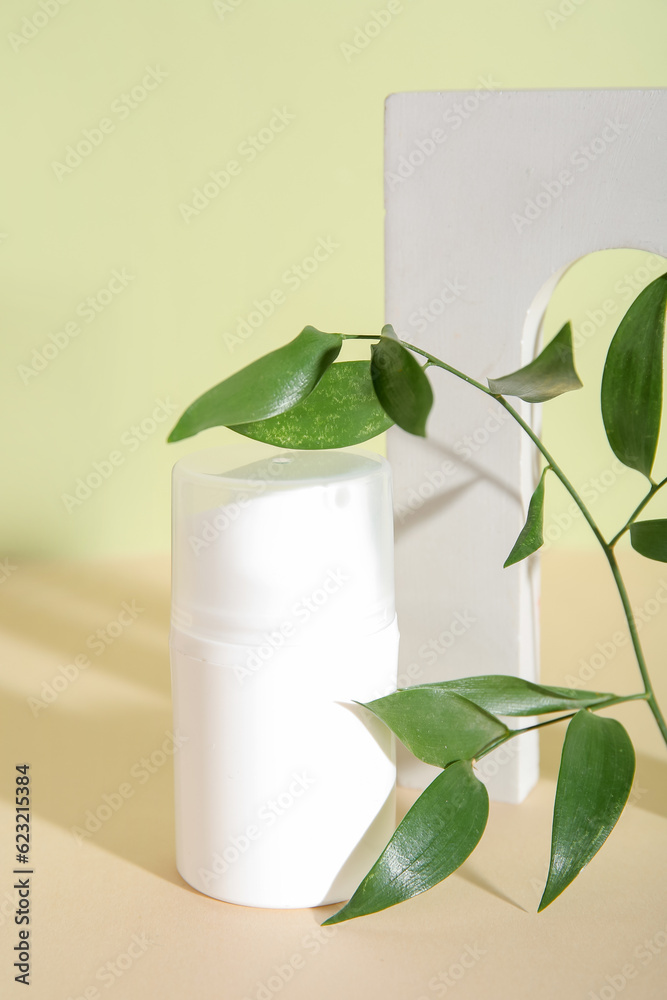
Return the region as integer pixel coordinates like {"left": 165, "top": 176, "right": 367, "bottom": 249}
{"left": 538, "top": 710, "right": 635, "bottom": 911}
{"left": 167, "top": 326, "right": 342, "bottom": 442}
{"left": 229, "top": 361, "right": 393, "bottom": 448}
{"left": 416, "top": 676, "right": 616, "bottom": 716}
{"left": 371, "top": 338, "right": 433, "bottom": 436}
{"left": 601, "top": 273, "right": 667, "bottom": 477}
{"left": 504, "top": 467, "right": 549, "bottom": 568}
{"left": 381, "top": 323, "right": 398, "bottom": 339}
{"left": 360, "top": 689, "right": 508, "bottom": 768}
{"left": 323, "top": 761, "right": 488, "bottom": 925}
{"left": 629, "top": 519, "right": 667, "bottom": 562}
{"left": 488, "top": 322, "right": 583, "bottom": 403}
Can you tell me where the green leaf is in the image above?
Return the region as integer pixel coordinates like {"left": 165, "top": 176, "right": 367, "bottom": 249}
{"left": 630, "top": 519, "right": 667, "bottom": 562}
{"left": 487, "top": 322, "right": 583, "bottom": 403}
{"left": 371, "top": 338, "right": 433, "bottom": 436}
{"left": 601, "top": 272, "right": 667, "bottom": 477}
{"left": 381, "top": 323, "right": 398, "bottom": 339}
{"left": 415, "top": 677, "right": 616, "bottom": 716}
{"left": 323, "top": 761, "right": 488, "bottom": 925}
{"left": 167, "top": 326, "right": 342, "bottom": 442}
{"left": 229, "top": 361, "right": 393, "bottom": 448}
{"left": 504, "top": 467, "right": 549, "bottom": 568}
{"left": 360, "top": 689, "right": 508, "bottom": 768}
{"left": 538, "top": 710, "right": 635, "bottom": 912}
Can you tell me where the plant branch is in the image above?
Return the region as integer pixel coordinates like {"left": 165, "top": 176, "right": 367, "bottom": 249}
{"left": 602, "top": 548, "right": 667, "bottom": 743}
{"left": 608, "top": 476, "right": 667, "bottom": 548}
{"left": 396, "top": 339, "right": 609, "bottom": 550}
{"left": 475, "top": 693, "right": 650, "bottom": 762}
{"left": 350, "top": 333, "right": 667, "bottom": 749}
{"left": 495, "top": 396, "right": 609, "bottom": 548}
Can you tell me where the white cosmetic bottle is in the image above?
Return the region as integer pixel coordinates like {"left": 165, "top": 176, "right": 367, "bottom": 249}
{"left": 170, "top": 444, "right": 399, "bottom": 908}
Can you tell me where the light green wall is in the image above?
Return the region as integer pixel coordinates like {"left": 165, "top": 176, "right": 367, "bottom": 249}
{"left": 1, "top": 0, "right": 666, "bottom": 557}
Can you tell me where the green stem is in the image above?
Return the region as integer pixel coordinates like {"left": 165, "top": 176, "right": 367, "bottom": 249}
{"left": 476, "top": 693, "right": 650, "bottom": 761}
{"left": 402, "top": 340, "right": 608, "bottom": 549}
{"left": 476, "top": 714, "right": 577, "bottom": 760}
{"left": 602, "top": 548, "right": 667, "bottom": 743}
{"left": 608, "top": 476, "right": 667, "bottom": 548}
{"left": 355, "top": 333, "right": 667, "bottom": 749}
{"left": 497, "top": 397, "right": 609, "bottom": 547}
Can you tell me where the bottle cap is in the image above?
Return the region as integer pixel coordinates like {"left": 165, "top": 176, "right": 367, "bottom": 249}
{"left": 171, "top": 443, "right": 396, "bottom": 646}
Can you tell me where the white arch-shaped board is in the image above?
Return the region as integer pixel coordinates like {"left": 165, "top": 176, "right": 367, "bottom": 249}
{"left": 385, "top": 88, "right": 667, "bottom": 801}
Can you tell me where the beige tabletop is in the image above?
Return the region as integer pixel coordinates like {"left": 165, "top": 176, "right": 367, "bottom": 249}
{"left": 1, "top": 550, "right": 666, "bottom": 999}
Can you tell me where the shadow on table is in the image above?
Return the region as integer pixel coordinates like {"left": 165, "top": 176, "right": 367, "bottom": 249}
{"left": 0, "top": 556, "right": 171, "bottom": 695}
{"left": 0, "top": 555, "right": 188, "bottom": 888}
{"left": 3, "top": 556, "right": 665, "bottom": 901}
{"left": 315, "top": 781, "right": 529, "bottom": 927}
{"left": 539, "top": 723, "right": 667, "bottom": 820}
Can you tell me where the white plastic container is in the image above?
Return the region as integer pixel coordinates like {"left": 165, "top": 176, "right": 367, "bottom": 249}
{"left": 170, "top": 444, "right": 399, "bottom": 908}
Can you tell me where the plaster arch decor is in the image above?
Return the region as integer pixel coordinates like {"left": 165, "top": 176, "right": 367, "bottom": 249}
{"left": 385, "top": 88, "right": 667, "bottom": 800}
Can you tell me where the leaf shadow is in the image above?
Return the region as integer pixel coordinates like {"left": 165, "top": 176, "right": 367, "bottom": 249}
{"left": 455, "top": 864, "right": 528, "bottom": 912}
{"left": 395, "top": 782, "right": 526, "bottom": 912}
{"left": 393, "top": 437, "right": 521, "bottom": 542}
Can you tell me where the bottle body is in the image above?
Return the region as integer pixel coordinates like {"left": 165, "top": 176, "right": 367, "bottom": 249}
{"left": 170, "top": 444, "right": 399, "bottom": 908}
{"left": 170, "top": 620, "right": 398, "bottom": 908}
